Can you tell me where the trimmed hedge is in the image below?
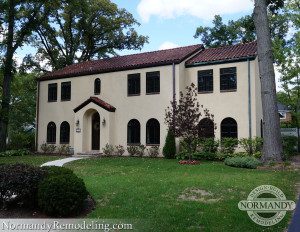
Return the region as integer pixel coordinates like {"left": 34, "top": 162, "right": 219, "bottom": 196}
{"left": 41, "top": 166, "right": 74, "bottom": 177}
{"left": 0, "top": 149, "right": 30, "bottom": 157}
{"left": 38, "top": 172, "right": 88, "bottom": 217}
{"left": 0, "top": 164, "right": 45, "bottom": 207}
{"left": 224, "top": 156, "right": 261, "bottom": 169}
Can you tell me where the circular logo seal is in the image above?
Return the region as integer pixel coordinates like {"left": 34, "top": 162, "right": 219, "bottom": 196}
{"left": 238, "top": 185, "right": 296, "bottom": 226}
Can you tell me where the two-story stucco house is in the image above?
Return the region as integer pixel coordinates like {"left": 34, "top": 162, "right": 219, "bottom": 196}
{"left": 36, "top": 41, "right": 262, "bottom": 155}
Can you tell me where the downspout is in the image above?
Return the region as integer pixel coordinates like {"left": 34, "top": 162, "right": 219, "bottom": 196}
{"left": 35, "top": 80, "right": 40, "bottom": 151}
{"left": 172, "top": 63, "right": 176, "bottom": 102}
{"left": 248, "top": 59, "right": 252, "bottom": 139}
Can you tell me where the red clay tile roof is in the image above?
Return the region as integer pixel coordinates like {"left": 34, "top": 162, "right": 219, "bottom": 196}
{"left": 74, "top": 97, "right": 116, "bottom": 113}
{"left": 39, "top": 44, "right": 204, "bottom": 81}
{"left": 186, "top": 41, "right": 257, "bottom": 66}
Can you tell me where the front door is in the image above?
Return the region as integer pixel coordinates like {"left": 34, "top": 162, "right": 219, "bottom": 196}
{"left": 92, "top": 112, "right": 100, "bottom": 150}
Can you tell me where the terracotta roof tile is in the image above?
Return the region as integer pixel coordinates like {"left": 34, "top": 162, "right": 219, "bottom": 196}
{"left": 40, "top": 44, "right": 204, "bottom": 81}
{"left": 74, "top": 97, "right": 116, "bottom": 113}
{"left": 186, "top": 41, "right": 257, "bottom": 65}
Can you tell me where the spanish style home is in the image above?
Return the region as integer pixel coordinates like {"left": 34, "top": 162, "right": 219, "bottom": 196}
{"left": 36, "top": 41, "right": 262, "bottom": 155}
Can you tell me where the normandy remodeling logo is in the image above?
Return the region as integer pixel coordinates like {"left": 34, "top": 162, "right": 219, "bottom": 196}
{"left": 238, "top": 185, "right": 296, "bottom": 226}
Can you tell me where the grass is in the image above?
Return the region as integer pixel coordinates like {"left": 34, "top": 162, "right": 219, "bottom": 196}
{"left": 65, "top": 157, "right": 300, "bottom": 232}
{"left": 0, "top": 155, "right": 63, "bottom": 166}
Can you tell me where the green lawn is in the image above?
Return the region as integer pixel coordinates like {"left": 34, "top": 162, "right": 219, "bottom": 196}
{"left": 65, "top": 157, "right": 300, "bottom": 232}
{"left": 0, "top": 155, "right": 62, "bottom": 166}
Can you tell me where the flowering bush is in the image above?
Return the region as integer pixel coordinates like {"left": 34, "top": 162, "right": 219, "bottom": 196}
{"left": 115, "top": 145, "right": 125, "bottom": 156}
{"left": 102, "top": 144, "right": 114, "bottom": 156}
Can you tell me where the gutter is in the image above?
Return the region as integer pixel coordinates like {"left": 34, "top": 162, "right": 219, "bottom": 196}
{"left": 35, "top": 80, "right": 40, "bottom": 151}
{"left": 248, "top": 59, "right": 252, "bottom": 139}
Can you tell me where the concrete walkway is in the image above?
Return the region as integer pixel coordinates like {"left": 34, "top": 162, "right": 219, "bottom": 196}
{"left": 41, "top": 157, "right": 86, "bottom": 167}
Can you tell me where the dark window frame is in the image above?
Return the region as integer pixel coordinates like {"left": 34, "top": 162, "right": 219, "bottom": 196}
{"left": 198, "top": 70, "right": 213, "bottom": 93}
{"left": 146, "top": 71, "right": 160, "bottom": 94}
{"left": 60, "top": 121, "right": 70, "bottom": 144}
{"left": 61, "top": 81, "right": 71, "bottom": 101}
{"left": 220, "top": 67, "right": 237, "bottom": 91}
{"left": 94, "top": 78, "right": 101, "bottom": 95}
{"left": 128, "top": 74, "right": 141, "bottom": 96}
{"left": 127, "top": 119, "right": 141, "bottom": 144}
{"left": 146, "top": 118, "right": 160, "bottom": 145}
{"left": 198, "top": 118, "right": 215, "bottom": 138}
{"left": 48, "top": 83, "right": 57, "bottom": 102}
{"left": 221, "top": 117, "right": 238, "bottom": 139}
{"left": 47, "top": 122, "right": 56, "bottom": 143}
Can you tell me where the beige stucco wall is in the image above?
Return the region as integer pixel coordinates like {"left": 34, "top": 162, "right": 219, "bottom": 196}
{"left": 37, "top": 57, "right": 262, "bottom": 154}
{"left": 184, "top": 58, "right": 262, "bottom": 140}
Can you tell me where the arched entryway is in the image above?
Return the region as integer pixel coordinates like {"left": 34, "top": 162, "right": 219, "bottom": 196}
{"left": 91, "top": 112, "right": 100, "bottom": 150}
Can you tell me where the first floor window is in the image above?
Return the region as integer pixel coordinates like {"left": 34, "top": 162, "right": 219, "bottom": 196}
{"left": 146, "top": 118, "right": 160, "bottom": 144}
{"left": 220, "top": 67, "right": 237, "bottom": 91}
{"left": 128, "top": 74, "right": 140, "bottom": 96}
{"left": 198, "top": 118, "right": 215, "bottom": 138}
{"left": 146, "top": 71, "right": 160, "bottom": 94}
{"left": 47, "top": 122, "right": 56, "bottom": 143}
{"left": 61, "top": 81, "right": 71, "bottom": 101}
{"left": 221, "top": 117, "right": 237, "bottom": 139}
{"left": 60, "top": 121, "right": 70, "bottom": 144}
{"left": 127, "top": 119, "right": 140, "bottom": 144}
{"left": 198, "top": 70, "right": 213, "bottom": 92}
{"left": 48, "top": 83, "right": 57, "bottom": 102}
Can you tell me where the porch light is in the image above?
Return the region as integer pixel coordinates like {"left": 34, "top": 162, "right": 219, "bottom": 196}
{"left": 76, "top": 120, "right": 80, "bottom": 127}
{"left": 102, "top": 118, "right": 106, "bottom": 126}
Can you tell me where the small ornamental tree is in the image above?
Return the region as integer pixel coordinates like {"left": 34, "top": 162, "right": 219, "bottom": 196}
{"left": 163, "top": 129, "right": 176, "bottom": 159}
{"left": 165, "top": 83, "right": 215, "bottom": 160}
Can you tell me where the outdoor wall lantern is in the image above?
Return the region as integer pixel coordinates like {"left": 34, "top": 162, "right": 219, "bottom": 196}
{"left": 102, "top": 118, "right": 106, "bottom": 126}
{"left": 76, "top": 120, "right": 80, "bottom": 127}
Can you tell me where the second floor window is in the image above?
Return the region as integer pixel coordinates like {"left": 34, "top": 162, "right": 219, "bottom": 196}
{"left": 48, "top": 83, "right": 57, "bottom": 102}
{"left": 61, "top": 81, "right": 71, "bottom": 101}
{"left": 198, "top": 70, "right": 213, "bottom": 92}
{"left": 94, "top": 78, "right": 101, "bottom": 95}
{"left": 146, "top": 71, "right": 160, "bottom": 94}
{"left": 128, "top": 74, "right": 140, "bottom": 96}
{"left": 220, "top": 67, "right": 237, "bottom": 91}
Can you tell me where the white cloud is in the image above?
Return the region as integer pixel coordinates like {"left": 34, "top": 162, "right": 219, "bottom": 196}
{"left": 137, "top": 0, "right": 253, "bottom": 22}
{"left": 159, "top": 41, "right": 179, "bottom": 50}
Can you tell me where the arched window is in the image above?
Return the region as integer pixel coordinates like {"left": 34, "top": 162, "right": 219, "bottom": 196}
{"left": 60, "top": 121, "right": 70, "bottom": 144}
{"left": 221, "top": 117, "right": 238, "bottom": 139}
{"left": 198, "top": 118, "right": 214, "bottom": 138}
{"left": 146, "top": 119, "right": 160, "bottom": 145}
{"left": 47, "top": 122, "right": 56, "bottom": 143}
{"left": 127, "top": 119, "right": 140, "bottom": 144}
{"left": 94, "top": 78, "right": 101, "bottom": 95}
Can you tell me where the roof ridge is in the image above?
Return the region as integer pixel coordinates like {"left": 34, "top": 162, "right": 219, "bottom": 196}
{"left": 203, "top": 40, "right": 257, "bottom": 51}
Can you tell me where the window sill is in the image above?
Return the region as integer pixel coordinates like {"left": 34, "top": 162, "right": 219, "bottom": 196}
{"left": 146, "top": 92, "right": 160, "bottom": 95}
{"left": 146, "top": 144, "right": 160, "bottom": 146}
{"left": 198, "top": 91, "right": 213, "bottom": 94}
{"left": 94, "top": 93, "right": 100, "bottom": 95}
{"left": 48, "top": 100, "right": 57, "bottom": 103}
{"left": 61, "top": 99, "right": 71, "bottom": 102}
{"left": 47, "top": 142, "right": 56, "bottom": 144}
{"left": 220, "top": 89, "right": 237, "bottom": 93}
{"left": 127, "top": 94, "right": 141, "bottom": 97}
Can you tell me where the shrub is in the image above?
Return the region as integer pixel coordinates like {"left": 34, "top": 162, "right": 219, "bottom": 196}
{"left": 198, "top": 138, "right": 219, "bottom": 154}
{"left": 102, "top": 144, "right": 114, "bottom": 156}
{"left": 176, "top": 138, "right": 198, "bottom": 160}
{"left": 239, "top": 137, "right": 263, "bottom": 155}
{"left": 7, "top": 131, "right": 35, "bottom": 151}
{"left": 40, "top": 143, "right": 56, "bottom": 154}
{"left": 41, "top": 166, "right": 74, "bottom": 177}
{"left": 224, "top": 156, "right": 261, "bottom": 169}
{"left": 115, "top": 145, "right": 125, "bottom": 156}
{"left": 38, "top": 173, "right": 88, "bottom": 217}
{"left": 0, "top": 164, "right": 45, "bottom": 207}
{"left": 220, "top": 138, "right": 238, "bottom": 154}
{"left": 147, "top": 146, "right": 160, "bottom": 158}
{"left": 127, "top": 146, "right": 139, "bottom": 156}
{"left": 57, "top": 145, "right": 72, "bottom": 155}
{"left": 136, "top": 145, "right": 146, "bottom": 157}
{"left": 282, "top": 136, "right": 298, "bottom": 159}
{"left": 163, "top": 130, "right": 176, "bottom": 159}
{"left": 0, "top": 149, "right": 30, "bottom": 157}
{"left": 192, "top": 151, "right": 216, "bottom": 160}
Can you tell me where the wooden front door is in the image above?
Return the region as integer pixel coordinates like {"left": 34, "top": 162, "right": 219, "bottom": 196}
{"left": 91, "top": 112, "right": 100, "bottom": 150}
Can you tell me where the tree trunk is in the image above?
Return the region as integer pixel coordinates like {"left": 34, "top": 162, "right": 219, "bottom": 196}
{"left": 253, "top": 0, "right": 283, "bottom": 162}
{"left": 0, "top": 0, "right": 15, "bottom": 152}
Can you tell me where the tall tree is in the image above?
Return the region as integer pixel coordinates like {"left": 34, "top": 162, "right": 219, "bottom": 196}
{"left": 0, "top": 0, "right": 49, "bottom": 152}
{"left": 253, "top": 0, "right": 283, "bottom": 162}
{"left": 26, "top": 0, "right": 148, "bottom": 71}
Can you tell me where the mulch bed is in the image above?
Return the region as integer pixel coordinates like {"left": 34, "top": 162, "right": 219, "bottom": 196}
{"left": 0, "top": 195, "right": 95, "bottom": 218}
{"left": 179, "top": 160, "right": 200, "bottom": 165}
